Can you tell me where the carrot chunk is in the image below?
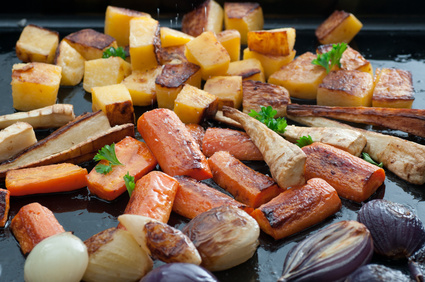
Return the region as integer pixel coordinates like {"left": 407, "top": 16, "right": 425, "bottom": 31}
{"left": 0, "top": 188, "right": 10, "bottom": 227}
{"left": 251, "top": 178, "right": 341, "bottom": 240}
{"left": 185, "top": 123, "right": 205, "bottom": 149}
{"left": 137, "top": 108, "right": 212, "bottom": 180}
{"left": 10, "top": 202, "right": 65, "bottom": 254}
{"left": 208, "top": 151, "right": 281, "bottom": 208}
{"left": 86, "top": 136, "right": 157, "bottom": 201}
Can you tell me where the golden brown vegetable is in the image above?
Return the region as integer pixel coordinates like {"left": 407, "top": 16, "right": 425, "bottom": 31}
{"left": 0, "top": 188, "right": 10, "bottom": 227}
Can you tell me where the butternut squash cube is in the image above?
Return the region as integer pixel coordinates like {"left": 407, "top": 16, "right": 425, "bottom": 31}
{"left": 315, "top": 10, "right": 363, "bottom": 44}
{"left": 248, "top": 27, "right": 295, "bottom": 56}
{"left": 181, "top": 0, "right": 223, "bottom": 37}
{"left": 160, "top": 27, "right": 194, "bottom": 47}
{"left": 54, "top": 40, "right": 85, "bottom": 86}
{"left": 317, "top": 70, "right": 374, "bottom": 107}
{"left": 11, "top": 62, "right": 62, "bottom": 111}
{"left": 92, "top": 84, "right": 135, "bottom": 126}
{"left": 268, "top": 52, "right": 326, "bottom": 100}
{"left": 372, "top": 68, "right": 414, "bottom": 108}
{"left": 158, "top": 45, "right": 188, "bottom": 65}
{"left": 174, "top": 84, "right": 218, "bottom": 124}
{"left": 243, "top": 48, "right": 295, "bottom": 79}
{"left": 83, "top": 56, "right": 132, "bottom": 93}
{"left": 104, "top": 5, "right": 151, "bottom": 47}
{"left": 203, "top": 76, "right": 243, "bottom": 109}
{"left": 217, "top": 29, "right": 241, "bottom": 62}
{"left": 227, "top": 58, "right": 265, "bottom": 82}
{"left": 63, "top": 28, "right": 118, "bottom": 60}
{"left": 16, "top": 24, "right": 59, "bottom": 64}
{"left": 224, "top": 2, "right": 264, "bottom": 45}
{"left": 185, "top": 31, "right": 230, "bottom": 80}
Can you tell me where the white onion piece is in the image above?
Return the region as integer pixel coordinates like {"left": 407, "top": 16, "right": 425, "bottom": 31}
{"left": 117, "top": 214, "right": 156, "bottom": 255}
{"left": 24, "top": 232, "right": 88, "bottom": 282}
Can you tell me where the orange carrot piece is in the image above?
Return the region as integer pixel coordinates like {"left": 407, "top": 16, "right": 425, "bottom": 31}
{"left": 0, "top": 188, "right": 10, "bottom": 227}
{"left": 86, "top": 136, "right": 157, "bottom": 201}
{"left": 137, "top": 108, "right": 212, "bottom": 180}
{"left": 208, "top": 151, "right": 282, "bottom": 208}
{"left": 302, "top": 142, "right": 386, "bottom": 202}
{"left": 122, "top": 171, "right": 179, "bottom": 223}
{"left": 5, "top": 163, "right": 88, "bottom": 196}
{"left": 10, "top": 202, "right": 65, "bottom": 254}
{"left": 185, "top": 123, "right": 205, "bottom": 149}
{"left": 251, "top": 178, "right": 341, "bottom": 240}
{"left": 202, "top": 127, "right": 263, "bottom": 161}
{"left": 173, "top": 175, "right": 253, "bottom": 219}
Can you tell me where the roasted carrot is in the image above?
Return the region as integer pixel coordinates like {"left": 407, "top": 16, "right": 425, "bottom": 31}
{"left": 251, "top": 178, "right": 341, "bottom": 240}
{"left": 86, "top": 136, "right": 157, "bottom": 201}
{"left": 173, "top": 175, "right": 254, "bottom": 219}
{"left": 208, "top": 151, "right": 281, "bottom": 208}
{"left": 10, "top": 202, "right": 65, "bottom": 254}
{"left": 185, "top": 123, "right": 205, "bottom": 150}
{"left": 302, "top": 142, "right": 386, "bottom": 202}
{"left": 0, "top": 188, "right": 10, "bottom": 227}
{"left": 5, "top": 163, "right": 88, "bottom": 196}
{"left": 137, "top": 108, "right": 212, "bottom": 180}
{"left": 202, "top": 127, "right": 263, "bottom": 161}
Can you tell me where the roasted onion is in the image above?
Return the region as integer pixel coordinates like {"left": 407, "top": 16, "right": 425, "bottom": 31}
{"left": 345, "top": 264, "right": 411, "bottom": 282}
{"left": 140, "top": 263, "right": 218, "bottom": 282}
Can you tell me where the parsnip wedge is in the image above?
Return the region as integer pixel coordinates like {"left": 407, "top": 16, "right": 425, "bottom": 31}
{"left": 0, "top": 104, "right": 75, "bottom": 129}
{"left": 0, "top": 122, "right": 37, "bottom": 162}
{"left": 222, "top": 106, "right": 306, "bottom": 189}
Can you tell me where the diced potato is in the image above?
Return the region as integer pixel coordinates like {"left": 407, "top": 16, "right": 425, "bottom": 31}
{"left": 217, "top": 29, "right": 241, "bottom": 62}
{"left": 129, "top": 17, "right": 161, "bottom": 71}
{"left": 121, "top": 66, "right": 163, "bottom": 106}
{"left": 83, "top": 56, "right": 132, "bottom": 93}
{"left": 248, "top": 28, "right": 295, "bottom": 56}
{"left": 203, "top": 76, "right": 243, "bottom": 109}
{"left": 55, "top": 40, "right": 86, "bottom": 86}
{"left": 243, "top": 48, "right": 295, "bottom": 79}
{"left": 0, "top": 122, "right": 37, "bottom": 162}
{"left": 104, "top": 5, "right": 151, "bottom": 47}
{"left": 185, "top": 31, "right": 230, "bottom": 80}
{"left": 92, "top": 84, "right": 135, "bottom": 126}
{"left": 268, "top": 52, "right": 326, "bottom": 100}
{"left": 315, "top": 10, "right": 363, "bottom": 44}
{"left": 63, "top": 28, "right": 118, "bottom": 60}
{"left": 15, "top": 24, "right": 59, "bottom": 64}
{"left": 11, "top": 62, "right": 62, "bottom": 111}
{"left": 226, "top": 58, "right": 265, "bottom": 82}
{"left": 160, "top": 27, "right": 194, "bottom": 47}
{"left": 317, "top": 70, "right": 374, "bottom": 107}
{"left": 372, "top": 68, "right": 414, "bottom": 108}
{"left": 174, "top": 84, "right": 219, "bottom": 124}
{"left": 158, "top": 45, "right": 188, "bottom": 65}
{"left": 182, "top": 0, "right": 223, "bottom": 37}
{"left": 155, "top": 62, "right": 202, "bottom": 109}
{"left": 224, "top": 2, "right": 264, "bottom": 45}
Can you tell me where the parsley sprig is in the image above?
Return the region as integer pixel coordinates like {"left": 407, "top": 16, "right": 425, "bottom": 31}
{"left": 296, "top": 135, "right": 314, "bottom": 148}
{"left": 123, "top": 172, "right": 136, "bottom": 196}
{"left": 93, "top": 143, "right": 123, "bottom": 174}
{"left": 249, "top": 106, "right": 287, "bottom": 134}
{"left": 102, "top": 46, "right": 127, "bottom": 60}
{"left": 311, "top": 43, "right": 348, "bottom": 73}
{"left": 362, "top": 152, "right": 383, "bottom": 168}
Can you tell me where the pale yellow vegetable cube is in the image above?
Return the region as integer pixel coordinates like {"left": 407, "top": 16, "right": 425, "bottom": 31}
{"left": 227, "top": 58, "right": 265, "bottom": 82}
{"left": 92, "top": 84, "right": 135, "bottom": 126}
{"left": 217, "top": 29, "right": 241, "bottom": 62}
{"left": 16, "top": 24, "right": 59, "bottom": 64}
{"left": 244, "top": 48, "right": 296, "bottom": 79}
{"left": 182, "top": 0, "right": 223, "bottom": 37}
{"left": 55, "top": 40, "right": 86, "bottom": 86}
{"left": 315, "top": 10, "right": 363, "bottom": 44}
{"left": 11, "top": 62, "right": 62, "bottom": 111}
{"left": 83, "top": 56, "right": 132, "bottom": 93}
{"left": 203, "top": 76, "right": 243, "bottom": 109}
{"left": 248, "top": 27, "right": 295, "bottom": 56}
{"left": 174, "top": 84, "right": 218, "bottom": 124}
{"left": 160, "top": 27, "right": 194, "bottom": 47}
{"left": 268, "top": 52, "right": 327, "bottom": 100}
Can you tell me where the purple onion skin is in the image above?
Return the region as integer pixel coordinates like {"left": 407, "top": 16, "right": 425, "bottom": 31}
{"left": 140, "top": 263, "right": 218, "bottom": 282}
{"left": 345, "top": 264, "right": 411, "bottom": 282}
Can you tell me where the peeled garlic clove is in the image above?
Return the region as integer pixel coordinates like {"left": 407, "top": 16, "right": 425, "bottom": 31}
{"left": 278, "top": 220, "right": 373, "bottom": 282}
{"left": 345, "top": 264, "right": 411, "bottom": 282}
{"left": 24, "top": 232, "right": 88, "bottom": 282}
{"left": 140, "top": 263, "right": 218, "bottom": 282}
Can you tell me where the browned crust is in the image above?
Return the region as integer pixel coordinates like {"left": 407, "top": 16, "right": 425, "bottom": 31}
{"left": 181, "top": 0, "right": 210, "bottom": 37}
{"left": 155, "top": 62, "right": 200, "bottom": 88}
{"left": 64, "top": 29, "right": 116, "bottom": 50}
{"left": 315, "top": 10, "right": 350, "bottom": 40}
{"left": 318, "top": 70, "right": 372, "bottom": 96}
{"left": 158, "top": 45, "right": 188, "bottom": 64}
{"left": 0, "top": 189, "right": 10, "bottom": 227}
{"left": 84, "top": 227, "right": 117, "bottom": 255}
{"left": 373, "top": 68, "right": 414, "bottom": 101}
{"left": 224, "top": 2, "right": 260, "bottom": 19}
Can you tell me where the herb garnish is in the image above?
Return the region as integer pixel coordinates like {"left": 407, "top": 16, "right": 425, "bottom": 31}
{"left": 93, "top": 143, "right": 123, "bottom": 174}
{"left": 296, "top": 135, "right": 314, "bottom": 148}
{"left": 249, "top": 106, "right": 287, "bottom": 134}
{"left": 362, "top": 152, "right": 383, "bottom": 168}
{"left": 311, "top": 43, "right": 348, "bottom": 73}
{"left": 102, "top": 46, "right": 127, "bottom": 60}
{"left": 124, "top": 172, "right": 136, "bottom": 196}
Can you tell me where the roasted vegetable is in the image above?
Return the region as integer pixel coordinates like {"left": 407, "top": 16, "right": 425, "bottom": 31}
{"left": 345, "top": 264, "right": 411, "bottom": 282}
{"left": 0, "top": 188, "right": 10, "bottom": 227}
{"left": 0, "top": 122, "right": 37, "bottom": 162}
{"left": 141, "top": 263, "right": 218, "bottom": 282}
{"left": 181, "top": 0, "right": 223, "bottom": 37}
{"left": 315, "top": 10, "right": 363, "bottom": 44}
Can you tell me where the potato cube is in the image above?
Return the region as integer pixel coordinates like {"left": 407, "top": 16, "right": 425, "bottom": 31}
{"left": 204, "top": 76, "right": 243, "bottom": 109}
{"left": 185, "top": 31, "right": 230, "bottom": 80}
{"left": 160, "top": 27, "right": 194, "bottom": 47}
{"left": 54, "top": 40, "right": 85, "bottom": 86}
{"left": 11, "top": 62, "right": 62, "bottom": 111}
{"left": 224, "top": 2, "right": 264, "bottom": 45}
{"left": 91, "top": 84, "right": 135, "bottom": 126}
{"left": 16, "top": 24, "right": 59, "bottom": 64}
{"left": 243, "top": 48, "right": 295, "bottom": 79}
{"left": 315, "top": 10, "right": 363, "bottom": 44}
{"left": 83, "top": 56, "right": 132, "bottom": 93}
{"left": 104, "top": 5, "right": 151, "bottom": 47}
{"left": 372, "top": 68, "right": 414, "bottom": 108}
{"left": 121, "top": 66, "right": 163, "bottom": 106}
{"left": 182, "top": 0, "right": 223, "bottom": 37}
{"left": 317, "top": 70, "right": 374, "bottom": 107}
{"left": 217, "top": 29, "right": 241, "bottom": 62}
{"left": 174, "top": 84, "right": 218, "bottom": 124}
{"left": 64, "top": 29, "right": 118, "bottom": 60}
{"left": 227, "top": 58, "right": 265, "bottom": 82}
{"left": 248, "top": 28, "right": 295, "bottom": 56}
{"left": 158, "top": 45, "right": 188, "bottom": 65}
{"left": 155, "top": 62, "right": 202, "bottom": 109}
{"left": 0, "top": 122, "right": 37, "bottom": 162}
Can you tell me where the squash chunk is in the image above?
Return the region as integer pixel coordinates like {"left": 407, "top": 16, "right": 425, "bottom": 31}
{"left": 227, "top": 58, "right": 265, "bottom": 82}
{"left": 243, "top": 48, "right": 295, "bottom": 79}
{"left": 158, "top": 45, "right": 188, "bottom": 65}
{"left": 317, "top": 70, "right": 374, "bottom": 107}
{"left": 160, "top": 27, "right": 194, "bottom": 47}
{"left": 268, "top": 52, "right": 326, "bottom": 100}
{"left": 315, "top": 10, "right": 363, "bottom": 44}
{"left": 248, "top": 28, "right": 295, "bottom": 57}
{"left": 11, "top": 62, "right": 62, "bottom": 111}
{"left": 182, "top": 0, "right": 223, "bottom": 37}
{"left": 217, "top": 29, "right": 241, "bottom": 62}
{"left": 16, "top": 24, "right": 59, "bottom": 64}
{"left": 204, "top": 76, "right": 243, "bottom": 109}
{"left": 55, "top": 40, "right": 86, "bottom": 86}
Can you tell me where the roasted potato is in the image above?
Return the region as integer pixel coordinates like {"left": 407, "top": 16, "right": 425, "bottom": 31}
{"left": 54, "top": 40, "right": 85, "bottom": 86}
{"left": 315, "top": 10, "right": 363, "bottom": 44}
{"left": 203, "top": 76, "right": 243, "bottom": 109}
{"left": 64, "top": 29, "right": 117, "bottom": 60}
{"left": 181, "top": 0, "right": 223, "bottom": 37}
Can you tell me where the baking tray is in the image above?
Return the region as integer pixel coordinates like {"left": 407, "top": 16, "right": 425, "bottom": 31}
{"left": 0, "top": 13, "right": 425, "bottom": 282}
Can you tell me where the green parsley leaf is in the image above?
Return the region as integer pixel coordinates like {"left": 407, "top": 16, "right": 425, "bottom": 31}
{"left": 102, "top": 46, "right": 127, "bottom": 60}
{"left": 296, "top": 135, "right": 314, "bottom": 148}
{"left": 248, "top": 106, "right": 287, "bottom": 134}
{"left": 124, "top": 172, "right": 136, "bottom": 196}
{"left": 93, "top": 143, "right": 123, "bottom": 174}
{"left": 311, "top": 43, "right": 348, "bottom": 73}
{"left": 362, "top": 152, "right": 383, "bottom": 168}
